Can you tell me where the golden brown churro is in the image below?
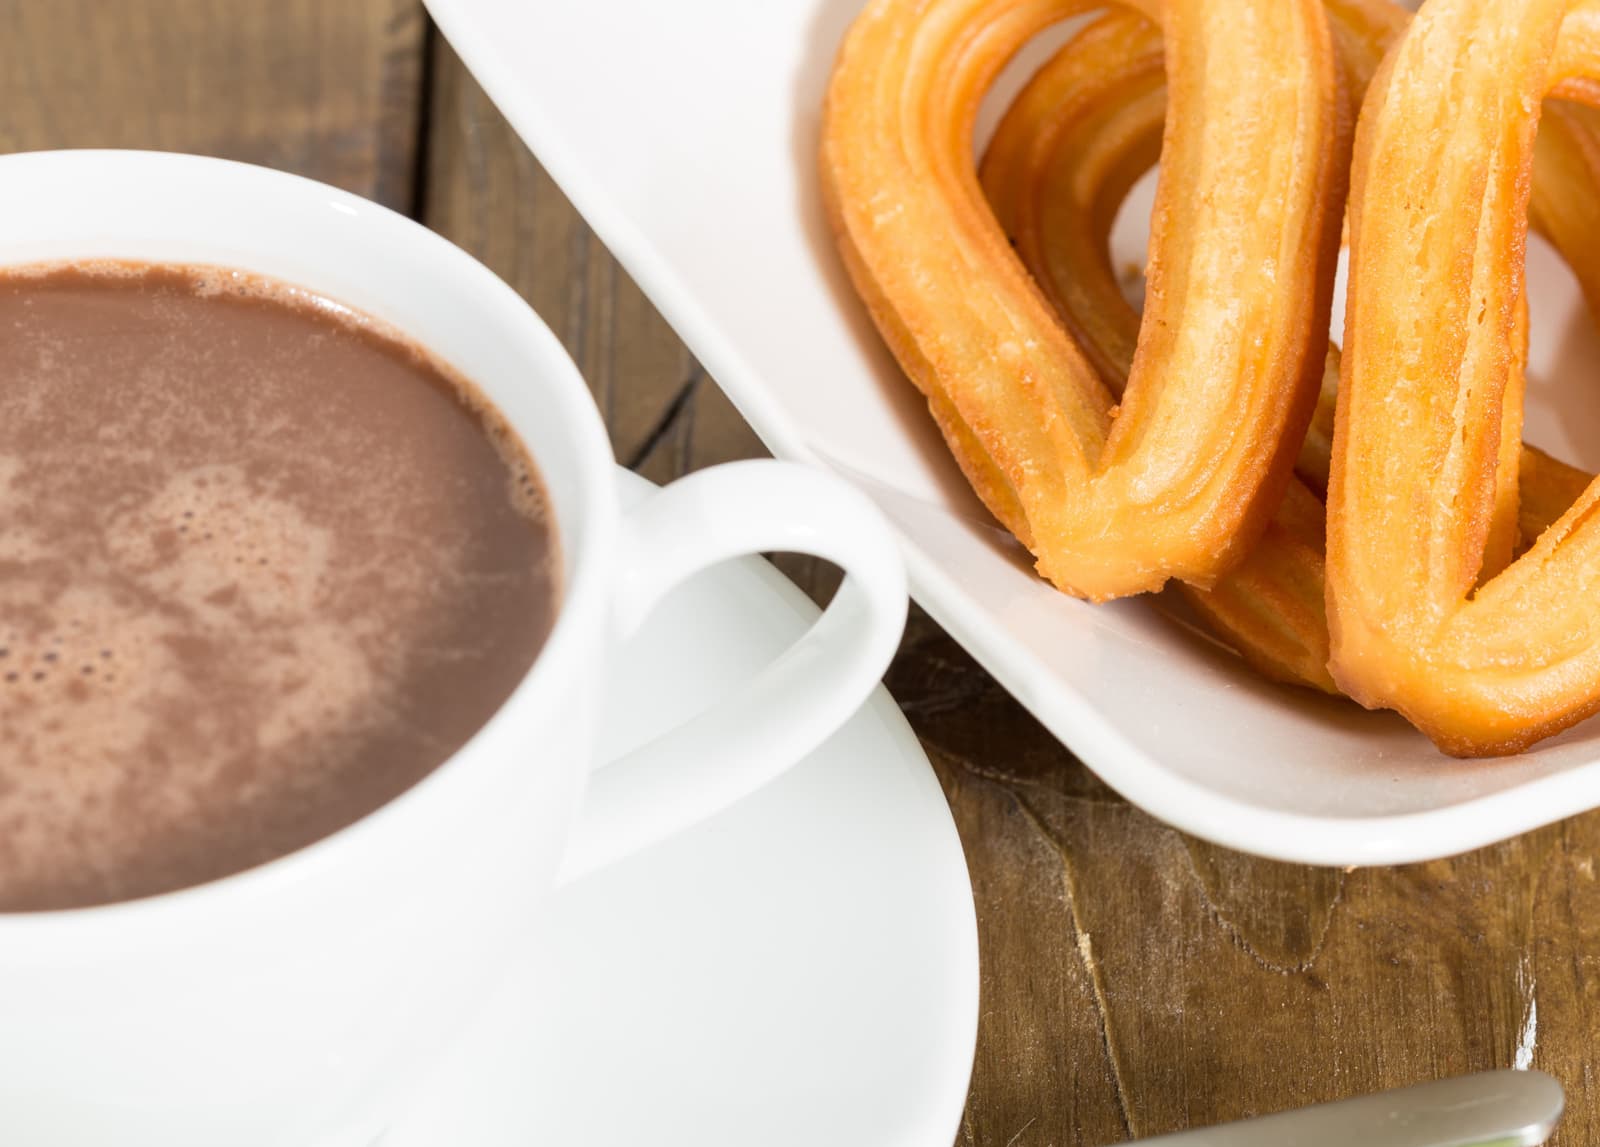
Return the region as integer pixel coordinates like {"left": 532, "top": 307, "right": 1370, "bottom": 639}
{"left": 976, "top": 0, "right": 1600, "bottom": 693}
{"left": 824, "top": 0, "right": 1600, "bottom": 754}
{"left": 1328, "top": 0, "right": 1600, "bottom": 755}
{"left": 820, "top": 0, "right": 1348, "bottom": 603}
{"left": 978, "top": 6, "right": 1345, "bottom": 689}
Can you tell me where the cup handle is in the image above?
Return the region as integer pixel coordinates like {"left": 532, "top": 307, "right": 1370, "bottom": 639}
{"left": 556, "top": 460, "right": 907, "bottom": 883}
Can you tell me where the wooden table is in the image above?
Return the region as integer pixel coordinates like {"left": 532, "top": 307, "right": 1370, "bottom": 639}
{"left": 4, "top": 4, "right": 1595, "bottom": 1144}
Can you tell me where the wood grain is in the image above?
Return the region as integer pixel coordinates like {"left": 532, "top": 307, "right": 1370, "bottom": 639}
{"left": 892, "top": 612, "right": 1600, "bottom": 1146}
{"left": 0, "top": 0, "right": 425, "bottom": 207}
{"left": 6, "top": 4, "right": 1600, "bottom": 1145}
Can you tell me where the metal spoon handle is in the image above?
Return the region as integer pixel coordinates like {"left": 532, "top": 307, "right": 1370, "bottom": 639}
{"left": 1127, "top": 1070, "right": 1564, "bottom": 1147}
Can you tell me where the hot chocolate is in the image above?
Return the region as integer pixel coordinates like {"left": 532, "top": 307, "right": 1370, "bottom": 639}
{"left": 0, "top": 263, "right": 560, "bottom": 911}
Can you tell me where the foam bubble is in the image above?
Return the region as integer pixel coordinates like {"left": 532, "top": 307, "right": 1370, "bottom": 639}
{"left": 0, "top": 581, "right": 176, "bottom": 773}
{"left": 104, "top": 464, "right": 333, "bottom": 621}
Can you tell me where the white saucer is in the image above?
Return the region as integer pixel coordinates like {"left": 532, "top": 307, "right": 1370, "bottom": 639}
{"left": 380, "top": 468, "right": 978, "bottom": 1146}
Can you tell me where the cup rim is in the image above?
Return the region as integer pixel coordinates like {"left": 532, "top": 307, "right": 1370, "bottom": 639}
{"left": 0, "top": 148, "right": 619, "bottom": 933}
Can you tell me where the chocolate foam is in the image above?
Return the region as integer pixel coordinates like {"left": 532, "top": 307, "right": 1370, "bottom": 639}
{"left": 0, "top": 263, "right": 559, "bottom": 910}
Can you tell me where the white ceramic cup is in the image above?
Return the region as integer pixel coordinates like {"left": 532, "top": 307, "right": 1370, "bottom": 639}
{"left": 0, "top": 150, "right": 908, "bottom": 1147}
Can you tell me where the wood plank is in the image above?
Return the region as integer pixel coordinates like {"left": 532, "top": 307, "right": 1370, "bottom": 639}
{"left": 0, "top": 0, "right": 425, "bottom": 207}
{"left": 891, "top": 613, "right": 1598, "bottom": 1146}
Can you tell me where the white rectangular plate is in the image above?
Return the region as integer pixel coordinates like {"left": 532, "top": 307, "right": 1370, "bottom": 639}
{"left": 425, "top": 0, "right": 1600, "bottom": 865}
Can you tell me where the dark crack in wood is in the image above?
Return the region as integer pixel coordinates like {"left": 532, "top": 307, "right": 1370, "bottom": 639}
{"left": 624, "top": 365, "right": 705, "bottom": 471}
{"left": 398, "top": 11, "right": 434, "bottom": 219}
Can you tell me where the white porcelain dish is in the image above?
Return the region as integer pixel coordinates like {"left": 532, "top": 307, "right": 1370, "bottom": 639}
{"left": 424, "top": 0, "right": 1600, "bottom": 865}
{"left": 382, "top": 469, "right": 978, "bottom": 1147}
